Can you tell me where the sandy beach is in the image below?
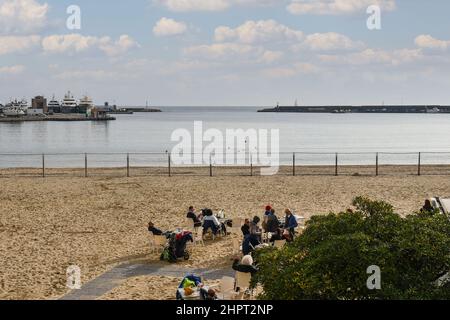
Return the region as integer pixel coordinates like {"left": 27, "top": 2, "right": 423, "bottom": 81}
{"left": 1, "top": 166, "right": 450, "bottom": 300}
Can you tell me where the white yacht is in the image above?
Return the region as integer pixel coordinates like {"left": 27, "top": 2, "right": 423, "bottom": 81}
{"left": 3, "top": 99, "right": 28, "bottom": 117}
{"left": 61, "top": 91, "right": 77, "bottom": 113}
{"left": 47, "top": 95, "right": 61, "bottom": 113}
{"left": 79, "top": 95, "right": 94, "bottom": 113}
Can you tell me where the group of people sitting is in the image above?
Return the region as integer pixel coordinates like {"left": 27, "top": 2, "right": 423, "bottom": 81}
{"left": 241, "top": 206, "right": 298, "bottom": 255}
{"left": 186, "top": 206, "right": 230, "bottom": 236}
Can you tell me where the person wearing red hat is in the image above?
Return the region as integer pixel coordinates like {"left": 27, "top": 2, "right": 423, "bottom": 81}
{"left": 264, "top": 205, "right": 272, "bottom": 216}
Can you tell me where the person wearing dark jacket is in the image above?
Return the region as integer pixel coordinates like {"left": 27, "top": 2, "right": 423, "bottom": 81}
{"left": 148, "top": 221, "right": 165, "bottom": 236}
{"left": 266, "top": 213, "right": 281, "bottom": 241}
{"left": 283, "top": 209, "right": 298, "bottom": 241}
{"left": 421, "top": 199, "right": 435, "bottom": 214}
{"left": 241, "top": 219, "right": 250, "bottom": 236}
{"left": 232, "top": 255, "right": 258, "bottom": 275}
{"left": 186, "top": 206, "right": 202, "bottom": 227}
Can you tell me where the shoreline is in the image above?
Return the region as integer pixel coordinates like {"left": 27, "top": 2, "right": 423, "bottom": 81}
{"left": 0, "top": 114, "right": 116, "bottom": 122}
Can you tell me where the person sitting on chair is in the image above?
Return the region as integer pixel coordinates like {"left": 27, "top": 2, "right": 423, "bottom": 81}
{"left": 186, "top": 206, "right": 202, "bottom": 227}
{"left": 202, "top": 209, "right": 221, "bottom": 236}
{"left": 232, "top": 255, "right": 258, "bottom": 275}
{"left": 421, "top": 199, "right": 435, "bottom": 214}
{"left": 148, "top": 221, "right": 168, "bottom": 236}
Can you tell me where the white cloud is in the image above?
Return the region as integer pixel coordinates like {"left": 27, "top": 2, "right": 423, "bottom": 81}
{"left": 41, "top": 34, "right": 139, "bottom": 56}
{"left": 153, "top": 17, "right": 187, "bottom": 37}
{"left": 214, "top": 20, "right": 303, "bottom": 44}
{"left": 287, "top": 0, "right": 396, "bottom": 15}
{"left": 0, "top": 0, "right": 48, "bottom": 34}
{"left": 319, "top": 48, "right": 424, "bottom": 66}
{"left": 99, "top": 35, "right": 140, "bottom": 56}
{"left": 54, "top": 69, "right": 117, "bottom": 80}
{"left": 0, "top": 64, "right": 25, "bottom": 74}
{"left": 184, "top": 42, "right": 261, "bottom": 60}
{"left": 259, "top": 50, "right": 284, "bottom": 63}
{"left": 262, "top": 62, "right": 320, "bottom": 78}
{"left": 415, "top": 35, "right": 450, "bottom": 50}
{"left": 300, "top": 32, "right": 364, "bottom": 51}
{"left": 0, "top": 35, "right": 41, "bottom": 55}
{"left": 155, "top": 0, "right": 278, "bottom": 12}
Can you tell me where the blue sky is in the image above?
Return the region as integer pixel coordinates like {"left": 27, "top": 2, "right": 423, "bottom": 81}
{"left": 1, "top": 0, "right": 450, "bottom": 106}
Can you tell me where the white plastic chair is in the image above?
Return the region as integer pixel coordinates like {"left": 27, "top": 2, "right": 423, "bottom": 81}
{"left": 235, "top": 272, "right": 252, "bottom": 292}
{"left": 150, "top": 234, "right": 167, "bottom": 254}
{"left": 185, "top": 218, "right": 194, "bottom": 232}
{"left": 193, "top": 227, "right": 204, "bottom": 246}
{"left": 219, "top": 276, "right": 236, "bottom": 300}
{"left": 232, "top": 238, "right": 241, "bottom": 254}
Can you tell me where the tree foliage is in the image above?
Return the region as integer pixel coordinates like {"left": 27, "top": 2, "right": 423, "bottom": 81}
{"left": 253, "top": 197, "right": 450, "bottom": 300}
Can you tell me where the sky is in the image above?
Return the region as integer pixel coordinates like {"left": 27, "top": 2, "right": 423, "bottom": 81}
{"left": 1, "top": 0, "right": 450, "bottom": 106}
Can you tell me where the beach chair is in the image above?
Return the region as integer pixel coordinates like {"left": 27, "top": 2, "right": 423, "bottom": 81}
{"left": 218, "top": 276, "right": 236, "bottom": 300}
{"left": 232, "top": 238, "right": 241, "bottom": 254}
{"left": 184, "top": 218, "right": 194, "bottom": 232}
{"left": 235, "top": 272, "right": 252, "bottom": 293}
{"left": 150, "top": 234, "right": 167, "bottom": 254}
{"left": 273, "top": 239, "right": 286, "bottom": 249}
{"left": 193, "top": 227, "right": 204, "bottom": 246}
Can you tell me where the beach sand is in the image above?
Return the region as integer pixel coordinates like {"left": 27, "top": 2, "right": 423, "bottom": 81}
{"left": 1, "top": 166, "right": 450, "bottom": 300}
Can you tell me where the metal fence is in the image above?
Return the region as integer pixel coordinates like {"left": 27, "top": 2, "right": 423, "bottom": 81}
{"left": 1, "top": 152, "right": 450, "bottom": 178}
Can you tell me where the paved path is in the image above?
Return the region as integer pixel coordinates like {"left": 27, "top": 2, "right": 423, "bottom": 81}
{"left": 60, "top": 262, "right": 234, "bottom": 300}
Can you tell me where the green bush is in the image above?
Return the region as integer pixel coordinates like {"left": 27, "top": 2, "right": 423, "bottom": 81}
{"left": 253, "top": 197, "right": 450, "bottom": 300}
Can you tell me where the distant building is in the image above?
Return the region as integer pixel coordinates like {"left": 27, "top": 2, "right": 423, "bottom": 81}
{"left": 27, "top": 108, "right": 44, "bottom": 116}
{"left": 31, "top": 96, "right": 48, "bottom": 113}
{"left": 90, "top": 106, "right": 109, "bottom": 119}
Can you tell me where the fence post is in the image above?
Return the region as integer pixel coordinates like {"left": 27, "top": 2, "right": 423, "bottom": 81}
{"left": 335, "top": 153, "right": 338, "bottom": 176}
{"left": 209, "top": 155, "right": 213, "bottom": 177}
{"left": 293, "top": 153, "right": 296, "bottom": 176}
{"left": 84, "top": 153, "right": 88, "bottom": 177}
{"left": 376, "top": 152, "right": 379, "bottom": 176}
{"left": 168, "top": 153, "right": 171, "bottom": 177}
{"left": 418, "top": 152, "right": 421, "bottom": 176}
{"left": 126, "top": 153, "right": 130, "bottom": 177}
{"left": 250, "top": 154, "right": 253, "bottom": 177}
{"left": 42, "top": 154, "right": 45, "bottom": 178}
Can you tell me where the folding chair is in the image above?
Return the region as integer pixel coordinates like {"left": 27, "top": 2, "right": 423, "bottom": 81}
{"left": 150, "top": 234, "right": 167, "bottom": 254}
{"left": 218, "top": 276, "right": 236, "bottom": 300}
{"left": 193, "top": 227, "right": 205, "bottom": 246}
{"left": 235, "top": 272, "right": 252, "bottom": 293}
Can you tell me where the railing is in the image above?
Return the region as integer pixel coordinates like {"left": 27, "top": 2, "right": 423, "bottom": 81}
{"left": 0, "top": 152, "right": 450, "bottom": 177}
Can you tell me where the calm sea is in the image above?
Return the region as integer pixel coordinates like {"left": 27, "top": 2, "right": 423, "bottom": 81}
{"left": 1, "top": 106, "right": 450, "bottom": 167}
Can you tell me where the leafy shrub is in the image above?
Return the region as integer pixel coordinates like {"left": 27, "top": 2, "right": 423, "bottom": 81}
{"left": 253, "top": 197, "right": 450, "bottom": 300}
